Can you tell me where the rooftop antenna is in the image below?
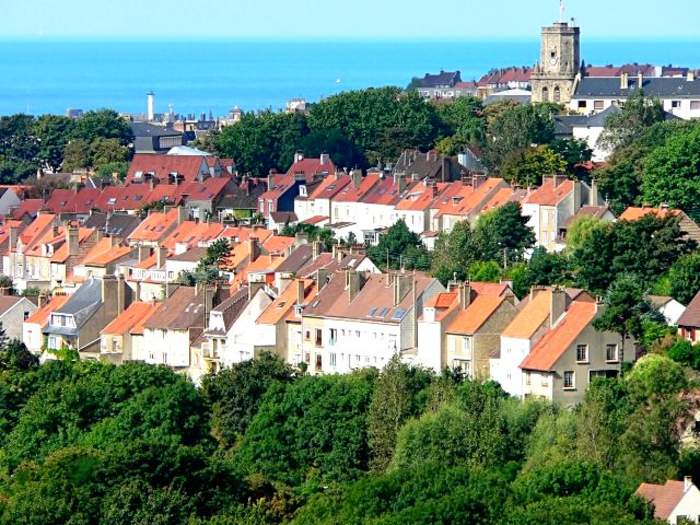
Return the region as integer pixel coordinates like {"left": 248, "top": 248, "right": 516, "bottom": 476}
{"left": 559, "top": 0, "right": 566, "bottom": 23}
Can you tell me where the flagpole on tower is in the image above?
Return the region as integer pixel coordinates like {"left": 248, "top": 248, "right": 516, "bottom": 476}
{"left": 559, "top": 0, "right": 566, "bottom": 23}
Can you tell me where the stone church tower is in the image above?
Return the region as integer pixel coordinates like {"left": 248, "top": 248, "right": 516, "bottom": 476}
{"left": 531, "top": 13, "right": 580, "bottom": 104}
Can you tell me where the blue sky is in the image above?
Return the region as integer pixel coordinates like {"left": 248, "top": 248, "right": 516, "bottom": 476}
{"left": 2, "top": 0, "right": 699, "bottom": 39}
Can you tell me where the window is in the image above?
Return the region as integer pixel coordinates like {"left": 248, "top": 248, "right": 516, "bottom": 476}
{"left": 578, "top": 100, "right": 587, "bottom": 109}
{"left": 329, "top": 328, "right": 337, "bottom": 345}
{"left": 329, "top": 352, "right": 336, "bottom": 367}
{"left": 48, "top": 335, "right": 58, "bottom": 350}
{"left": 576, "top": 344, "right": 588, "bottom": 363}
{"left": 606, "top": 344, "right": 618, "bottom": 362}
{"left": 315, "top": 329, "right": 322, "bottom": 347}
{"left": 315, "top": 354, "right": 322, "bottom": 370}
{"left": 452, "top": 359, "right": 471, "bottom": 376}
{"left": 541, "top": 375, "right": 549, "bottom": 387}
{"left": 553, "top": 85, "right": 561, "bottom": 103}
{"left": 525, "top": 372, "right": 531, "bottom": 386}
{"left": 23, "top": 311, "right": 29, "bottom": 320}
{"left": 304, "top": 330, "right": 310, "bottom": 341}
{"left": 563, "top": 371, "right": 575, "bottom": 390}
{"left": 593, "top": 100, "right": 604, "bottom": 110}
{"left": 671, "top": 100, "right": 681, "bottom": 108}
{"left": 541, "top": 87, "right": 549, "bottom": 102}
{"left": 112, "top": 339, "right": 119, "bottom": 353}
{"left": 691, "top": 101, "right": 700, "bottom": 110}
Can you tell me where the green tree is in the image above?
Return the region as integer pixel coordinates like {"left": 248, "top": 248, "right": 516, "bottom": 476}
{"left": 667, "top": 251, "right": 700, "bottom": 305}
{"left": 367, "top": 357, "right": 431, "bottom": 472}
{"left": 62, "top": 139, "right": 91, "bottom": 172}
{"left": 90, "top": 137, "right": 129, "bottom": 168}
{"left": 97, "top": 161, "right": 128, "bottom": 181}
{"left": 236, "top": 371, "right": 376, "bottom": 485}
{"left": 213, "top": 111, "right": 308, "bottom": 175}
{"left": 474, "top": 202, "right": 536, "bottom": 265}
{"left": 598, "top": 90, "right": 666, "bottom": 151}
{"left": 435, "top": 96, "right": 486, "bottom": 146}
{"left": 201, "top": 353, "right": 294, "bottom": 447}
{"left": 550, "top": 138, "right": 593, "bottom": 176}
{"left": 565, "top": 215, "right": 606, "bottom": 253}
{"left": 501, "top": 145, "right": 567, "bottom": 187}
{"left": 484, "top": 103, "right": 558, "bottom": 170}
{"left": 299, "top": 128, "right": 364, "bottom": 170}
{"left": 430, "top": 220, "right": 479, "bottom": 284}
{"left": 32, "top": 115, "right": 75, "bottom": 171}
{"left": 308, "top": 87, "right": 442, "bottom": 165}
{"left": 641, "top": 123, "right": 700, "bottom": 217}
{"left": 593, "top": 275, "right": 660, "bottom": 375}
{"left": 367, "top": 220, "right": 430, "bottom": 271}
{"left": 71, "top": 109, "right": 133, "bottom": 146}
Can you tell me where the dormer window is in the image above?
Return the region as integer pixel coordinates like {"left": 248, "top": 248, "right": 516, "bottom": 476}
{"left": 299, "top": 185, "right": 308, "bottom": 197}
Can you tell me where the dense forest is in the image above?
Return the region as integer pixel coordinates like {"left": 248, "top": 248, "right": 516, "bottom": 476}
{"left": 0, "top": 339, "right": 698, "bottom": 524}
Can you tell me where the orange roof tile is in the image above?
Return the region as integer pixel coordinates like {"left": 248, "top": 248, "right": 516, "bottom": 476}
{"left": 257, "top": 279, "right": 314, "bottom": 325}
{"left": 502, "top": 290, "right": 552, "bottom": 339}
{"left": 635, "top": 481, "right": 687, "bottom": 520}
{"left": 429, "top": 291, "right": 458, "bottom": 309}
{"left": 619, "top": 206, "right": 682, "bottom": 221}
{"left": 519, "top": 301, "right": 596, "bottom": 372}
{"left": 447, "top": 294, "right": 508, "bottom": 335}
{"left": 525, "top": 179, "right": 575, "bottom": 206}
{"left": 81, "top": 238, "right": 133, "bottom": 267}
{"left": 128, "top": 208, "right": 179, "bottom": 243}
{"left": 50, "top": 227, "right": 95, "bottom": 262}
{"left": 262, "top": 235, "right": 295, "bottom": 255}
{"left": 102, "top": 301, "right": 162, "bottom": 336}
{"left": 17, "top": 214, "right": 56, "bottom": 249}
{"left": 24, "top": 295, "right": 70, "bottom": 328}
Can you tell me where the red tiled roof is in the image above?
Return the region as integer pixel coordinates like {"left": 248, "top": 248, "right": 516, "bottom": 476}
{"left": 619, "top": 206, "right": 682, "bottom": 221}
{"left": 333, "top": 174, "right": 381, "bottom": 203}
{"left": 520, "top": 301, "right": 596, "bottom": 372}
{"left": 678, "top": 291, "right": 700, "bottom": 328}
{"left": 128, "top": 208, "right": 179, "bottom": 243}
{"left": 24, "top": 295, "right": 70, "bottom": 327}
{"left": 447, "top": 294, "right": 508, "bottom": 335}
{"left": 126, "top": 154, "right": 207, "bottom": 184}
{"left": 308, "top": 173, "right": 351, "bottom": 200}
{"left": 10, "top": 199, "right": 44, "bottom": 219}
{"left": 635, "top": 480, "right": 687, "bottom": 520}
{"left": 362, "top": 177, "right": 417, "bottom": 206}
{"left": 102, "top": 301, "right": 162, "bottom": 336}
{"left": 525, "top": 179, "right": 575, "bottom": 206}
{"left": 17, "top": 214, "right": 56, "bottom": 249}
{"left": 286, "top": 157, "right": 336, "bottom": 182}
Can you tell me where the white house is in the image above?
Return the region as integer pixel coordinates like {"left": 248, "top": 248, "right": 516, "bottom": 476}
{"left": 636, "top": 477, "right": 700, "bottom": 524}
{"left": 649, "top": 295, "right": 688, "bottom": 326}
{"left": 0, "top": 295, "right": 38, "bottom": 341}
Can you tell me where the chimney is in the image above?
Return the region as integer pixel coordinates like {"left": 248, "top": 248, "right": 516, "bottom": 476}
{"left": 393, "top": 274, "right": 412, "bottom": 307}
{"left": 296, "top": 279, "right": 305, "bottom": 304}
{"left": 315, "top": 268, "right": 330, "bottom": 288}
{"left": 137, "top": 245, "right": 150, "bottom": 263}
{"left": 458, "top": 281, "right": 472, "bottom": 310}
{"left": 345, "top": 270, "right": 363, "bottom": 302}
{"left": 684, "top": 476, "right": 693, "bottom": 492}
{"left": 393, "top": 172, "right": 406, "bottom": 194}
{"left": 176, "top": 205, "right": 187, "bottom": 225}
{"left": 319, "top": 152, "right": 330, "bottom": 165}
{"left": 156, "top": 245, "right": 167, "bottom": 268}
{"left": 637, "top": 72, "right": 643, "bottom": 89}
{"left": 620, "top": 72, "right": 629, "bottom": 90}
{"left": 590, "top": 178, "right": 600, "bottom": 207}
{"left": 248, "top": 281, "right": 264, "bottom": 302}
{"left": 332, "top": 243, "right": 343, "bottom": 262}
{"left": 351, "top": 169, "right": 362, "bottom": 187}
{"left": 117, "top": 273, "right": 126, "bottom": 314}
{"left": 101, "top": 275, "right": 118, "bottom": 308}
{"left": 9, "top": 226, "right": 18, "bottom": 250}
{"left": 312, "top": 240, "right": 322, "bottom": 260}
{"left": 294, "top": 151, "right": 304, "bottom": 164}
{"left": 550, "top": 287, "right": 568, "bottom": 327}
{"left": 247, "top": 237, "right": 260, "bottom": 262}
{"left": 67, "top": 224, "right": 80, "bottom": 256}
{"left": 688, "top": 70, "right": 696, "bottom": 82}
{"left": 294, "top": 232, "right": 308, "bottom": 247}
{"left": 37, "top": 291, "right": 48, "bottom": 309}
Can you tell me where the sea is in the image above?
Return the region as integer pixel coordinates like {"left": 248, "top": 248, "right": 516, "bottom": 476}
{"left": 1, "top": 38, "right": 700, "bottom": 117}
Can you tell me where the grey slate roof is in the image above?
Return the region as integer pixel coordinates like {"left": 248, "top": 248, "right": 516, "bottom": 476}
{"left": 275, "top": 244, "right": 313, "bottom": 273}
{"left": 84, "top": 212, "right": 143, "bottom": 238}
{"left": 415, "top": 70, "right": 461, "bottom": 88}
{"left": 46, "top": 278, "right": 103, "bottom": 334}
{"left": 131, "top": 122, "right": 183, "bottom": 138}
{"left": 575, "top": 77, "right": 700, "bottom": 98}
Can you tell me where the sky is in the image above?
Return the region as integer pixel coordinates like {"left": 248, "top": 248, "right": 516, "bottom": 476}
{"left": 2, "top": 0, "right": 699, "bottom": 40}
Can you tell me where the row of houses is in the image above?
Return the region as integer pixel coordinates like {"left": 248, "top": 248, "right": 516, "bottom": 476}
{"left": 15, "top": 232, "right": 700, "bottom": 409}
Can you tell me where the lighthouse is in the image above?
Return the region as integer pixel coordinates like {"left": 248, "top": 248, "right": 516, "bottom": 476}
{"left": 146, "top": 91, "right": 155, "bottom": 121}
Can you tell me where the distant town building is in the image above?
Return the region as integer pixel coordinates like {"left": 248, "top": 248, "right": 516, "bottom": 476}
{"left": 531, "top": 17, "right": 581, "bottom": 104}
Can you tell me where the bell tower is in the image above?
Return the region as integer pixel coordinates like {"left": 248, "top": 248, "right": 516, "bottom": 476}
{"left": 531, "top": 1, "right": 580, "bottom": 104}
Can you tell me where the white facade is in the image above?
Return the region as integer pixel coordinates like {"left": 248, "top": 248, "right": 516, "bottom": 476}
{"left": 490, "top": 336, "right": 532, "bottom": 398}
{"left": 667, "top": 481, "right": 700, "bottom": 524}
{"left": 1, "top": 298, "right": 37, "bottom": 341}
{"left": 306, "top": 318, "right": 402, "bottom": 375}
{"left": 218, "top": 289, "right": 273, "bottom": 367}
{"left": 141, "top": 328, "right": 191, "bottom": 368}
{"left": 657, "top": 299, "right": 687, "bottom": 326}
{"left": 572, "top": 125, "right": 611, "bottom": 162}
{"left": 571, "top": 96, "right": 700, "bottom": 121}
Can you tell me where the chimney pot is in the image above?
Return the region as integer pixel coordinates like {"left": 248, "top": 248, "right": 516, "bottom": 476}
{"left": 684, "top": 476, "right": 693, "bottom": 492}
